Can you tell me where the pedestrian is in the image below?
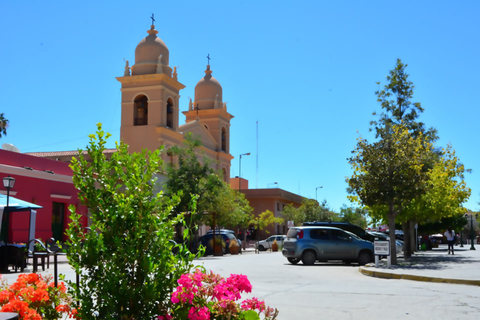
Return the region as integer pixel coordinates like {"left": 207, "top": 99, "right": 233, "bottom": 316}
{"left": 444, "top": 227, "right": 455, "bottom": 255}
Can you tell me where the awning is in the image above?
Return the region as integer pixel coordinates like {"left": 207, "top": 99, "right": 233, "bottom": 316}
{"left": 0, "top": 194, "right": 42, "bottom": 244}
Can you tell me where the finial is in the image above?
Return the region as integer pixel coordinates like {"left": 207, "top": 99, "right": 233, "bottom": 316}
{"left": 124, "top": 60, "right": 130, "bottom": 76}
{"left": 204, "top": 64, "right": 212, "bottom": 79}
{"left": 207, "top": 53, "right": 211, "bottom": 65}
{"left": 173, "top": 66, "right": 178, "bottom": 80}
{"left": 156, "top": 54, "right": 163, "bottom": 73}
{"left": 151, "top": 13, "right": 155, "bottom": 26}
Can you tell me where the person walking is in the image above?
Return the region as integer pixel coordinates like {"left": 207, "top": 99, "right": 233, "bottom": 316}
{"left": 444, "top": 227, "right": 456, "bottom": 255}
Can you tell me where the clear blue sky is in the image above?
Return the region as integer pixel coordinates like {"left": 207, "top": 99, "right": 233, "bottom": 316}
{"left": 1, "top": 1, "right": 479, "bottom": 213}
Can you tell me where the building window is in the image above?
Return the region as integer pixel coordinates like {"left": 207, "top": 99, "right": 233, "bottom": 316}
{"left": 221, "top": 127, "right": 226, "bottom": 151}
{"left": 134, "top": 95, "right": 148, "bottom": 126}
{"left": 167, "top": 98, "right": 174, "bottom": 128}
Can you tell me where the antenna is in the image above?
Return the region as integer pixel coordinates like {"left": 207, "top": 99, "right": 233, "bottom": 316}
{"left": 256, "top": 121, "right": 259, "bottom": 189}
{"left": 2, "top": 143, "right": 20, "bottom": 153}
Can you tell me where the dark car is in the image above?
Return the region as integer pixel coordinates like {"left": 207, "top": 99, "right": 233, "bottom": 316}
{"left": 206, "top": 229, "right": 242, "bottom": 248}
{"left": 198, "top": 232, "right": 238, "bottom": 255}
{"left": 303, "top": 221, "right": 375, "bottom": 242}
{"left": 282, "top": 226, "right": 374, "bottom": 265}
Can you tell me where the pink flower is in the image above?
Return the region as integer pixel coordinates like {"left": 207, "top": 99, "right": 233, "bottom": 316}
{"left": 188, "top": 306, "right": 210, "bottom": 320}
{"left": 241, "top": 297, "right": 266, "bottom": 312}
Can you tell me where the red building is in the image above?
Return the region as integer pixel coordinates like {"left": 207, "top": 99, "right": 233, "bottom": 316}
{"left": 0, "top": 149, "right": 87, "bottom": 243}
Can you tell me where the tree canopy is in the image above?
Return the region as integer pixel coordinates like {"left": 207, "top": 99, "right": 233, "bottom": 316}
{"left": 0, "top": 113, "right": 8, "bottom": 138}
{"left": 348, "top": 59, "right": 470, "bottom": 263}
{"left": 165, "top": 133, "right": 252, "bottom": 231}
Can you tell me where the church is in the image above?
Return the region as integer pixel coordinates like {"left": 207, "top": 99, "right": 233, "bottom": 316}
{"left": 31, "top": 21, "right": 234, "bottom": 182}
{"left": 117, "top": 22, "right": 234, "bottom": 182}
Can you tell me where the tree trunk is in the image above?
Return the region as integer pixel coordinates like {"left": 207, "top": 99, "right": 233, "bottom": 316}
{"left": 387, "top": 202, "right": 397, "bottom": 265}
{"left": 403, "top": 220, "right": 413, "bottom": 258}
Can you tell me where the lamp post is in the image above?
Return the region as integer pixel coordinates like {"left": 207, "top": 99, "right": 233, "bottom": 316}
{"left": 2, "top": 176, "right": 16, "bottom": 243}
{"left": 238, "top": 153, "right": 250, "bottom": 191}
{"left": 467, "top": 213, "right": 478, "bottom": 250}
{"left": 315, "top": 186, "right": 323, "bottom": 202}
{"left": 238, "top": 153, "right": 250, "bottom": 250}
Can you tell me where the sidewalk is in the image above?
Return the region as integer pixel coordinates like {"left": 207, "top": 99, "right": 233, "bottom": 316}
{"left": 360, "top": 244, "right": 480, "bottom": 286}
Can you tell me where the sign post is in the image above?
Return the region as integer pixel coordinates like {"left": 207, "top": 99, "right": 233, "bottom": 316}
{"left": 374, "top": 239, "right": 391, "bottom": 268}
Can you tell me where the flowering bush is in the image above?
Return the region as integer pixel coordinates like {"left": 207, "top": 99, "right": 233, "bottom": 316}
{"left": 0, "top": 274, "right": 77, "bottom": 320}
{"left": 160, "top": 270, "right": 278, "bottom": 320}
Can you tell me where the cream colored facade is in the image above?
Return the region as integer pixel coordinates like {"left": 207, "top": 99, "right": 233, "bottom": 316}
{"left": 116, "top": 24, "right": 234, "bottom": 181}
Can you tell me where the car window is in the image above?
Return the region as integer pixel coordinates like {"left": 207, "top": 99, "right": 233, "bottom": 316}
{"left": 286, "top": 228, "right": 298, "bottom": 238}
{"left": 310, "top": 229, "right": 329, "bottom": 240}
{"left": 268, "top": 236, "right": 275, "bottom": 241}
{"left": 331, "top": 229, "right": 350, "bottom": 241}
{"left": 276, "top": 236, "right": 284, "bottom": 241}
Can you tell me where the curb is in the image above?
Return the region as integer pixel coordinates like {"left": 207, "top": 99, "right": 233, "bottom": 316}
{"left": 359, "top": 267, "right": 480, "bottom": 287}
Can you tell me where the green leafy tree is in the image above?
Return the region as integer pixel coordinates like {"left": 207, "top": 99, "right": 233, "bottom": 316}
{"left": 165, "top": 134, "right": 252, "bottom": 235}
{"left": 280, "top": 199, "right": 338, "bottom": 226}
{"left": 398, "top": 144, "right": 470, "bottom": 253}
{"left": 65, "top": 124, "right": 197, "bottom": 319}
{"left": 202, "top": 179, "right": 253, "bottom": 228}
{"left": 300, "top": 199, "right": 337, "bottom": 222}
{"left": 348, "top": 123, "right": 432, "bottom": 264}
{"left": 0, "top": 113, "right": 8, "bottom": 138}
{"left": 280, "top": 204, "right": 304, "bottom": 227}
{"left": 249, "top": 210, "right": 284, "bottom": 235}
{"left": 371, "top": 59, "right": 437, "bottom": 142}
{"left": 339, "top": 205, "right": 368, "bottom": 228}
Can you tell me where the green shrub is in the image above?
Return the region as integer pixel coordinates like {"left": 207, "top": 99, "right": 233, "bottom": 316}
{"left": 65, "top": 124, "right": 198, "bottom": 319}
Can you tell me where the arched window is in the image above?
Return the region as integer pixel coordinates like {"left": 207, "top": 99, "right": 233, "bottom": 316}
{"left": 134, "top": 95, "right": 148, "bottom": 126}
{"left": 221, "top": 127, "right": 227, "bottom": 151}
{"left": 167, "top": 98, "right": 174, "bottom": 128}
{"left": 222, "top": 168, "right": 227, "bottom": 182}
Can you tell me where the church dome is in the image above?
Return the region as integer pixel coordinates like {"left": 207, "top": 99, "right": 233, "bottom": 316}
{"left": 132, "top": 25, "right": 171, "bottom": 76}
{"left": 194, "top": 65, "right": 223, "bottom": 110}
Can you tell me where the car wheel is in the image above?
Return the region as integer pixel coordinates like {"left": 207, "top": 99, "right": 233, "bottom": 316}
{"left": 287, "top": 258, "right": 300, "bottom": 265}
{"left": 258, "top": 245, "right": 265, "bottom": 251}
{"left": 358, "top": 251, "right": 373, "bottom": 266}
{"left": 301, "top": 250, "right": 316, "bottom": 265}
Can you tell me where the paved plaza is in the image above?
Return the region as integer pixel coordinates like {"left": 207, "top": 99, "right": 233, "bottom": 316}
{"left": 1, "top": 243, "right": 479, "bottom": 319}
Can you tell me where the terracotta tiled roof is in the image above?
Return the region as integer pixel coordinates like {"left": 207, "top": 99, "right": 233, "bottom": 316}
{"left": 25, "top": 148, "right": 117, "bottom": 157}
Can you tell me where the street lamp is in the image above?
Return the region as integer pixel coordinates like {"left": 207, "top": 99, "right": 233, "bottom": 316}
{"left": 238, "top": 153, "right": 250, "bottom": 249}
{"left": 238, "top": 153, "right": 250, "bottom": 191}
{"left": 466, "top": 213, "right": 478, "bottom": 250}
{"left": 2, "top": 176, "right": 15, "bottom": 243}
{"left": 316, "top": 186, "right": 323, "bottom": 202}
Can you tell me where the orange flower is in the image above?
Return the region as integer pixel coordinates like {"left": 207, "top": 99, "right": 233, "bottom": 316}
{"left": 0, "top": 290, "right": 14, "bottom": 303}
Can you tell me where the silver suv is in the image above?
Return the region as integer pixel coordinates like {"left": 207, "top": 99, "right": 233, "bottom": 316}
{"left": 282, "top": 226, "right": 374, "bottom": 265}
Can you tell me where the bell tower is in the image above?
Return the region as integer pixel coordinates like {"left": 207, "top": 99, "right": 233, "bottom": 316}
{"left": 116, "top": 23, "right": 185, "bottom": 153}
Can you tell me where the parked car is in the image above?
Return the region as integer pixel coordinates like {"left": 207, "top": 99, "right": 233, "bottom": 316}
{"left": 256, "top": 235, "right": 286, "bottom": 251}
{"left": 367, "top": 231, "right": 403, "bottom": 254}
{"left": 303, "top": 221, "right": 375, "bottom": 242}
{"left": 198, "top": 232, "right": 238, "bottom": 255}
{"left": 282, "top": 226, "right": 374, "bottom": 265}
{"left": 206, "top": 229, "right": 242, "bottom": 248}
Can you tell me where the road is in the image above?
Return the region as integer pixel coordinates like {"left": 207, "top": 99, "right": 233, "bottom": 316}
{"left": 3, "top": 251, "right": 479, "bottom": 319}
{"left": 196, "top": 251, "right": 480, "bottom": 319}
